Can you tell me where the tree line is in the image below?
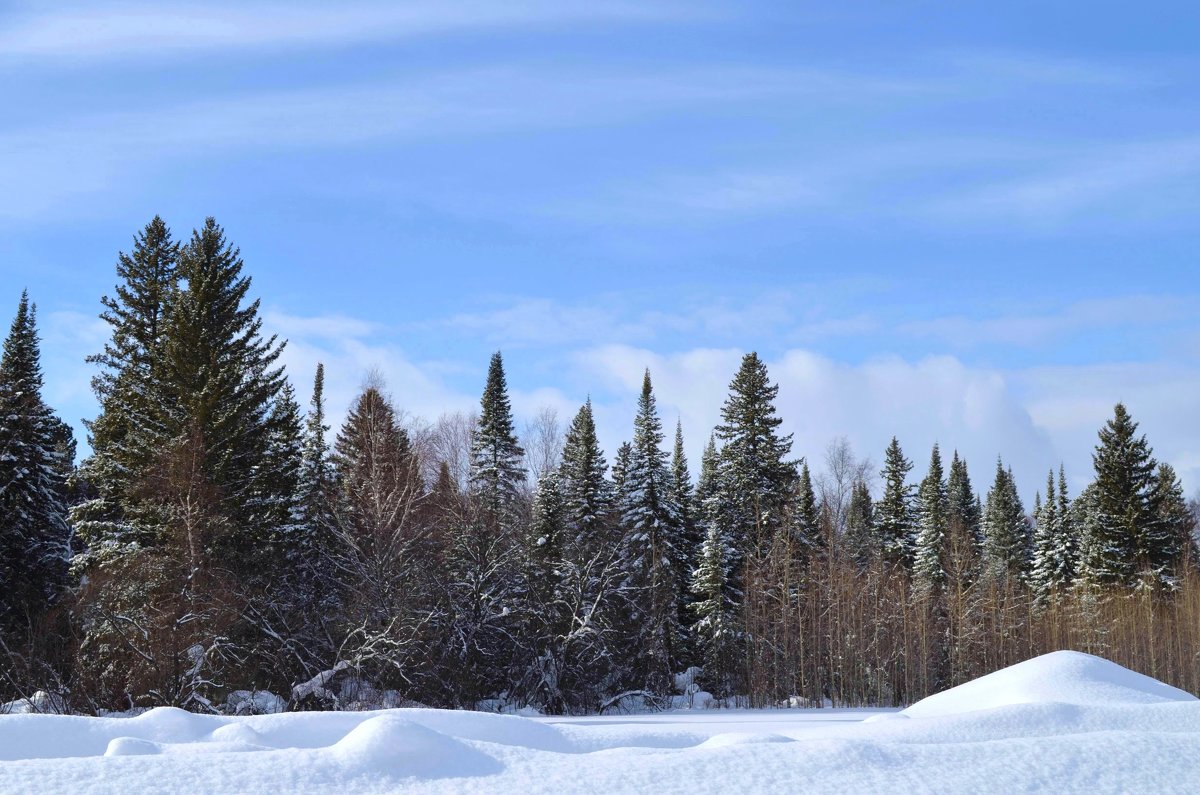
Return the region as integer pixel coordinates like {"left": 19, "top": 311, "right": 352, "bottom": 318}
{"left": 1, "top": 216, "right": 1197, "bottom": 715}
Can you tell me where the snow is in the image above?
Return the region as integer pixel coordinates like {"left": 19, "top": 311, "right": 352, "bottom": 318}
{"left": 2, "top": 652, "right": 1199, "bottom": 793}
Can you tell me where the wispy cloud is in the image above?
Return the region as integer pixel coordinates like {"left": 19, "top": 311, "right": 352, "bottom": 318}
{"left": 0, "top": 1, "right": 680, "bottom": 61}
{"left": 900, "top": 295, "right": 1197, "bottom": 348}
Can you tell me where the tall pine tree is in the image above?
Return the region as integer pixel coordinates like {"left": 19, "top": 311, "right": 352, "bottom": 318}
{"left": 877, "top": 437, "right": 915, "bottom": 568}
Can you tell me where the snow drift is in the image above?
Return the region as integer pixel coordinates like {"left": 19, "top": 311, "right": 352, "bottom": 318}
{"left": 903, "top": 650, "right": 1198, "bottom": 718}
{"left": 0, "top": 651, "right": 1198, "bottom": 794}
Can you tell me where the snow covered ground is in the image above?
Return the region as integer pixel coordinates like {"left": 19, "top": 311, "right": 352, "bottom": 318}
{"left": 2, "top": 651, "right": 1198, "bottom": 794}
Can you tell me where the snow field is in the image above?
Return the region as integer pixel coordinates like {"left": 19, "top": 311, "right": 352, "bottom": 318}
{"left": 1, "top": 651, "right": 1198, "bottom": 794}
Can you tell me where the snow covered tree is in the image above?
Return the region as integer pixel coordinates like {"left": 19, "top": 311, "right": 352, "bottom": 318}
{"left": 558, "top": 399, "right": 614, "bottom": 559}
{"left": 618, "top": 369, "right": 684, "bottom": 694}
{"left": 611, "top": 441, "right": 632, "bottom": 507}
{"left": 690, "top": 435, "right": 739, "bottom": 697}
{"left": 0, "top": 293, "right": 71, "bottom": 632}
{"left": 981, "top": 459, "right": 1030, "bottom": 582}
{"left": 912, "top": 444, "right": 948, "bottom": 591}
{"left": 712, "top": 353, "right": 795, "bottom": 563}
{"left": 1030, "top": 467, "right": 1076, "bottom": 598}
{"left": 946, "top": 451, "right": 982, "bottom": 546}
{"left": 877, "top": 437, "right": 915, "bottom": 568}
{"left": 1152, "top": 463, "right": 1196, "bottom": 577}
{"left": 469, "top": 352, "right": 526, "bottom": 537}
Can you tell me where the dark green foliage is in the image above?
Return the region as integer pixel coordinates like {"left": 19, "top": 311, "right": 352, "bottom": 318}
{"left": 877, "top": 437, "right": 915, "bottom": 567}
{"left": 913, "top": 444, "right": 948, "bottom": 590}
{"left": 982, "top": 459, "right": 1030, "bottom": 581}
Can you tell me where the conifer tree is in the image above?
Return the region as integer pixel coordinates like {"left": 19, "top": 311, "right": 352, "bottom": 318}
{"left": 153, "top": 218, "right": 290, "bottom": 568}
{"left": 712, "top": 353, "right": 795, "bottom": 562}
{"left": 0, "top": 293, "right": 71, "bottom": 628}
{"left": 788, "top": 460, "right": 821, "bottom": 560}
{"left": 72, "top": 217, "right": 179, "bottom": 564}
{"left": 469, "top": 352, "right": 526, "bottom": 536}
{"left": 1152, "top": 463, "right": 1196, "bottom": 575}
{"left": 982, "top": 460, "right": 1030, "bottom": 581}
{"left": 843, "top": 477, "right": 877, "bottom": 565}
{"left": 877, "top": 437, "right": 915, "bottom": 568}
{"left": 297, "top": 364, "right": 335, "bottom": 553}
{"left": 1084, "top": 404, "right": 1173, "bottom": 588}
{"left": 611, "top": 441, "right": 632, "bottom": 506}
{"left": 690, "top": 435, "right": 739, "bottom": 697}
{"left": 946, "top": 451, "right": 982, "bottom": 546}
{"left": 671, "top": 420, "right": 700, "bottom": 580}
{"left": 1030, "top": 471, "right": 1058, "bottom": 597}
{"left": 558, "top": 399, "right": 613, "bottom": 559}
{"left": 912, "top": 444, "right": 948, "bottom": 590}
{"left": 619, "top": 369, "right": 684, "bottom": 692}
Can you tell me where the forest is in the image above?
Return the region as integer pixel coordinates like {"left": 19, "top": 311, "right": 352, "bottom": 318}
{"left": 1, "top": 216, "right": 1197, "bottom": 716}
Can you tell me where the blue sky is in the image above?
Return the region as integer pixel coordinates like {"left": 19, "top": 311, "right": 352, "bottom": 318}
{"left": 2, "top": 0, "right": 1198, "bottom": 500}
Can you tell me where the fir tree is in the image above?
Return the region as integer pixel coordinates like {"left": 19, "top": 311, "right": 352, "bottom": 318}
{"left": 912, "top": 444, "right": 948, "bottom": 590}
{"left": 877, "top": 437, "right": 915, "bottom": 568}
{"left": 0, "top": 293, "right": 71, "bottom": 627}
{"left": 946, "top": 451, "right": 982, "bottom": 547}
{"left": 982, "top": 460, "right": 1030, "bottom": 581}
{"left": 619, "top": 369, "right": 684, "bottom": 692}
{"left": 712, "top": 353, "right": 795, "bottom": 562}
{"left": 611, "top": 441, "right": 632, "bottom": 506}
{"left": 1152, "top": 463, "right": 1196, "bottom": 576}
{"left": 469, "top": 352, "right": 526, "bottom": 536}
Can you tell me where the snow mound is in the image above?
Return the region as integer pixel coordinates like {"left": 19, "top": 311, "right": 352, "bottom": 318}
{"left": 329, "top": 713, "right": 500, "bottom": 779}
{"left": 904, "top": 650, "right": 1198, "bottom": 718}
{"left": 698, "top": 731, "right": 795, "bottom": 748}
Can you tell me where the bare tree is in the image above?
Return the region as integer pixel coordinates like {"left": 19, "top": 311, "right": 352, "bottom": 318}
{"left": 523, "top": 406, "right": 563, "bottom": 485}
{"left": 817, "top": 437, "right": 873, "bottom": 540}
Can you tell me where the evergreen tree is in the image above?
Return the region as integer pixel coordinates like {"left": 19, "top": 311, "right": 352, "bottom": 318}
{"left": 0, "top": 293, "right": 71, "bottom": 628}
{"left": 946, "top": 451, "right": 982, "bottom": 546}
{"left": 787, "top": 460, "right": 821, "bottom": 560}
{"left": 1152, "top": 463, "right": 1196, "bottom": 576}
{"left": 690, "top": 435, "right": 739, "bottom": 697}
{"left": 712, "top": 353, "right": 795, "bottom": 562}
{"left": 1084, "top": 404, "right": 1173, "bottom": 588}
{"left": 843, "top": 477, "right": 877, "bottom": 565}
{"left": 558, "top": 399, "right": 613, "bottom": 559}
{"left": 72, "top": 217, "right": 179, "bottom": 565}
{"left": 469, "top": 352, "right": 526, "bottom": 536}
{"left": 611, "top": 441, "right": 632, "bottom": 506}
{"left": 912, "top": 444, "right": 948, "bottom": 590}
{"left": 619, "top": 369, "right": 684, "bottom": 693}
{"left": 982, "top": 460, "right": 1030, "bottom": 581}
{"left": 671, "top": 420, "right": 700, "bottom": 580}
{"left": 153, "top": 218, "right": 290, "bottom": 568}
{"left": 877, "top": 437, "right": 915, "bottom": 567}
{"left": 1030, "top": 471, "right": 1057, "bottom": 596}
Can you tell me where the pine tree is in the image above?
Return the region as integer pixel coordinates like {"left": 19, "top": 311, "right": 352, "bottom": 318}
{"left": 0, "top": 293, "right": 71, "bottom": 629}
{"left": 72, "top": 217, "right": 179, "bottom": 565}
{"left": 1084, "top": 404, "right": 1173, "bottom": 588}
{"left": 1030, "top": 471, "right": 1058, "bottom": 597}
{"left": 611, "top": 441, "right": 632, "bottom": 506}
{"left": 877, "top": 437, "right": 915, "bottom": 568}
{"left": 912, "top": 444, "right": 948, "bottom": 590}
{"left": 671, "top": 420, "right": 700, "bottom": 582}
{"left": 946, "top": 451, "right": 982, "bottom": 547}
{"left": 469, "top": 352, "right": 526, "bottom": 536}
{"left": 982, "top": 459, "right": 1030, "bottom": 581}
{"left": 297, "top": 364, "right": 335, "bottom": 552}
{"left": 619, "top": 369, "right": 684, "bottom": 693}
{"left": 713, "top": 353, "right": 795, "bottom": 562}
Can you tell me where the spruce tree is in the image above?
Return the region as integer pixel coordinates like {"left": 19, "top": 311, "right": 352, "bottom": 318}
{"left": 982, "top": 459, "right": 1030, "bottom": 581}
{"left": 712, "top": 353, "right": 795, "bottom": 562}
{"left": 1030, "top": 471, "right": 1058, "bottom": 596}
{"left": 912, "top": 444, "right": 948, "bottom": 590}
{"left": 469, "top": 352, "right": 526, "bottom": 536}
{"left": 72, "top": 217, "right": 179, "bottom": 565}
{"left": 619, "top": 369, "right": 684, "bottom": 693}
{"left": 153, "top": 217, "right": 290, "bottom": 568}
{"left": 690, "top": 435, "right": 739, "bottom": 697}
{"left": 788, "top": 460, "right": 822, "bottom": 560}
{"left": 843, "top": 477, "right": 877, "bottom": 565}
{"left": 877, "top": 437, "right": 915, "bottom": 568}
{"left": 1085, "top": 404, "right": 1173, "bottom": 588}
{"left": 558, "top": 399, "right": 614, "bottom": 559}
{"left": 946, "top": 451, "right": 982, "bottom": 546}
{"left": 0, "top": 293, "right": 71, "bottom": 628}
{"left": 1152, "top": 463, "right": 1196, "bottom": 576}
